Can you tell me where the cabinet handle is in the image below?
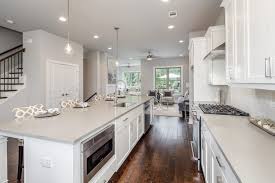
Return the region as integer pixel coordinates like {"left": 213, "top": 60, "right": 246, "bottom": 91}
{"left": 217, "top": 176, "right": 223, "bottom": 183}
{"left": 265, "top": 57, "right": 272, "bottom": 78}
{"left": 123, "top": 118, "right": 128, "bottom": 121}
{"left": 269, "top": 57, "right": 272, "bottom": 78}
{"left": 216, "top": 156, "right": 224, "bottom": 169}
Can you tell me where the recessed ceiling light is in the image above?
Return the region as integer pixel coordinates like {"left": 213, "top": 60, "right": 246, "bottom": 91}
{"left": 129, "top": 57, "right": 133, "bottom": 60}
{"left": 93, "top": 35, "right": 99, "bottom": 39}
{"left": 168, "top": 25, "right": 175, "bottom": 30}
{"left": 179, "top": 54, "right": 183, "bottom": 57}
{"left": 58, "top": 16, "right": 67, "bottom": 22}
{"left": 108, "top": 47, "right": 112, "bottom": 50}
{"left": 6, "top": 19, "right": 14, "bottom": 24}
{"left": 161, "top": 0, "right": 169, "bottom": 2}
{"left": 115, "top": 61, "right": 119, "bottom": 66}
{"left": 179, "top": 40, "right": 184, "bottom": 43}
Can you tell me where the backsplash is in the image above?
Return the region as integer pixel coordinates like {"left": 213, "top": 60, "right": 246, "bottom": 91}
{"left": 226, "top": 87, "right": 275, "bottom": 120}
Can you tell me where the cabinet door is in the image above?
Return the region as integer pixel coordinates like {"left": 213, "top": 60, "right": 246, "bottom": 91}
{"left": 138, "top": 113, "right": 144, "bottom": 139}
{"left": 130, "top": 118, "right": 138, "bottom": 148}
{"left": 224, "top": 0, "right": 235, "bottom": 82}
{"left": 201, "top": 133, "right": 207, "bottom": 181}
{"left": 213, "top": 156, "right": 229, "bottom": 183}
{"left": 234, "top": 0, "right": 246, "bottom": 82}
{"left": 246, "top": 0, "right": 275, "bottom": 83}
{"left": 116, "top": 124, "right": 130, "bottom": 168}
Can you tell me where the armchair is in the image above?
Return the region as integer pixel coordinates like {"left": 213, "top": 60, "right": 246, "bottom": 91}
{"left": 161, "top": 90, "right": 175, "bottom": 105}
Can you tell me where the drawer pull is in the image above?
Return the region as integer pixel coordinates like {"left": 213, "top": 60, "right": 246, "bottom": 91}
{"left": 123, "top": 118, "right": 129, "bottom": 121}
{"left": 216, "top": 156, "right": 224, "bottom": 168}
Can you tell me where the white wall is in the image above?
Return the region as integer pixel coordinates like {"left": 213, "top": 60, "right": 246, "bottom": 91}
{"left": 83, "top": 50, "right": 108, "bottom": 99}
{"left": 140, "top": 57, "right": 189, "bottom": 95}
{"left": 0, "top": 30, "right": 83, "bottom": 121}
{"left": 0, "top": 27, "right": 22, "bottom": 53}
{"left": 84, "top": 51, "right": 99, "bottom": 99}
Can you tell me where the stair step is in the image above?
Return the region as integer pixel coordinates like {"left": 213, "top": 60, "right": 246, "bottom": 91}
{"left": 17, "top": 68, "right": 23, "bottom": 70}
{"left": 9, "top": 72, "right": 23, "bottom": 74}
{"left": 0, "top": 97, "right": 8, "bottom": 99}
{"left": 0, "top": 89, "right": 18, "bottom": 92}
{"left": 0, "top": 77, "right": 20, "bottom": 80}
{"left": 0, "top": 83, "right": 24, "bottom": 85}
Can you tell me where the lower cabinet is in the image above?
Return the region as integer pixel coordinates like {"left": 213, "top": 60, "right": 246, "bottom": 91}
{"left": 137, "top": 113, "right": 144, "bottom": 139}
{"left": 0, "top": 137, "right": 7, "bottom": 183}
{"left": 201, "top": 120, "right": 239, "bottom": 183}
{"left": 116, "top": 123, "right": 130, "bottom": 169}
{"left": 130, "top": 119, "right": 138, "bottom": 149}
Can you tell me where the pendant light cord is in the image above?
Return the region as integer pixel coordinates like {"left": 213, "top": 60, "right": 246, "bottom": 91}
{"left": 67, "top": 0, "right": 70, "bottom": 42}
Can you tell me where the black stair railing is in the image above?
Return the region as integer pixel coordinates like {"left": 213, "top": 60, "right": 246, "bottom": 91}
{"left": 0, "top": 45, "right": 25, "bottom": 99}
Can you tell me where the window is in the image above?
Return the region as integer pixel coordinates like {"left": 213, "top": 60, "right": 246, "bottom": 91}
{"left": 155, "top": 67, "right": 182, "bottom": 94}
{"left": 123, "top": 71, "right": 141, "bottom": 89}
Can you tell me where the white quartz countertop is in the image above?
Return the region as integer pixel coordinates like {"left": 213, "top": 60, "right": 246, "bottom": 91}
{"left": 200, "top": 112, "right": 275, "bottom": 183}
{"left": 0, "top": 96, "right": 152, "bottom": 144}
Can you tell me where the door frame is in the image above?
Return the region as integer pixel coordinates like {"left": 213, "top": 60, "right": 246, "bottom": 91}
{"left": 46, "top": 59, "right": 80, "bottom": 107}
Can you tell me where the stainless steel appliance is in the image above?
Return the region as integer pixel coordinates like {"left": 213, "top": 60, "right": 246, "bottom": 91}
{"left": 199, "top": 104, "right": 249, "bottom": 116}
{"left": 81, "top": 125, "right": 115, "bottom": 183}
{"left": 144, "top": 101, "right": 151, "bottom": 133}
{"left": 190, "top": 109, "right": 201, "bottom": 171}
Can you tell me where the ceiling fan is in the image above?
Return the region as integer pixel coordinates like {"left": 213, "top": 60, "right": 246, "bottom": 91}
{"left": 119, "top": 63, "right": 140, "bottom": 68}
{"left": 145, "top": 51, "right": 161, "bottom": 61}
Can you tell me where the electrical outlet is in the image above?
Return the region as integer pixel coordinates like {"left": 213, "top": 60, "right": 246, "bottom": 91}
{"left": 40, "top": 157, "right": 53, "bottom": 168}
{"left": 271, "top": 92, "right": 275, "bottom": 108}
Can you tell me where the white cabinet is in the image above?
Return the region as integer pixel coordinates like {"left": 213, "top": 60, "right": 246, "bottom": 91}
{"left": 137, "top": 113, "right": 144, "bottom": 139}
{"left": 246, "top": 0, "right": 275, "bottom": 83}
{"left": 189, "top": 38, "right": 219, "bottom": 103}
{"left": 200, "top": 120, "right": 239, "bottom": 183}
{"left": 115, "top": 105, "right": 145, "bottom": 171}
{"left": 0, "top": 137, "right": 7, "bottom": 183}
{"left": 130, "top": 118, "right": 138, "bottom": 149}
{"left": 224, "top": 0, "right": 235, "bottom": 82}
{"left": 222, "top": 0, "right": 275, "bottom": 89}
{"left": 116, "top": 122, "right": 130, "bottom": 169}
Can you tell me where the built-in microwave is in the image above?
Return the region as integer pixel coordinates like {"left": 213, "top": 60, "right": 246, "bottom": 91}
{"left": 81, "top": 125, "right": 115, "bottom": 183}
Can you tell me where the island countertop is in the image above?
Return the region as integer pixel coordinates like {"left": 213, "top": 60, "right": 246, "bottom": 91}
{"left": 0, "top": 96, "right": 153, "bottom": 144}
{"left": 199, "top": 112, "right": 275, "bottom": 183}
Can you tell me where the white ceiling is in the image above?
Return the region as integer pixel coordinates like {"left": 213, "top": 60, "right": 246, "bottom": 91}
{"left": 0, "top": 0, "right": 222, "bottom": 59}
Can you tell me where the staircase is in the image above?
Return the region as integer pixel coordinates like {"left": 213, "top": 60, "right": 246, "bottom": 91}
{"left": 0, "top": 45, "right": 25, "bottom": 103}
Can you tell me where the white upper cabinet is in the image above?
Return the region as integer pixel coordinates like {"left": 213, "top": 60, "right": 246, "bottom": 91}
{"left": 224, "top": 0, "right": 235, "bottom": 82}
{"left": 246, "top": 0, "right": 275, "bottom": 83}
{"left": 222, "top": 0, "right": 275, "bottom": 89}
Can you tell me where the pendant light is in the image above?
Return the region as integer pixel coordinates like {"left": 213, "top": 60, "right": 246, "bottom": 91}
{"left": 114, "top": 27, "right": 120, "bottom": 66}
{"left": 64, "top": 0, "right": 73, "bottom": 55}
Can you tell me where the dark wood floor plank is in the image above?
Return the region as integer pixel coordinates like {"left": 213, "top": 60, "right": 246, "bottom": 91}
{"left": 110, "top": 116, "right": 205, "bottom": 183}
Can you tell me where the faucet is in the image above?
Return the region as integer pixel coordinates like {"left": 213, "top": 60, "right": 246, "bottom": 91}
{"left": 114, "top": 80, "right": 126, "bottom": 104}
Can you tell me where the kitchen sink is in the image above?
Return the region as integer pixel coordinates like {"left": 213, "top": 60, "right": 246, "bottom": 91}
{"left": 114, "top": 102, "right": 136, "bottom": 108}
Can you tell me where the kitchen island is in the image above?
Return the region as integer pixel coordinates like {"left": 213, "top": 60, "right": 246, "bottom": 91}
{"left": 0, "top": 96, "right": 154, "bottom": 183}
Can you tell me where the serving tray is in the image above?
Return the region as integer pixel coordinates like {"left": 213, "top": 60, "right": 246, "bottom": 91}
{"left": 249, "top": 117, "right": 275, "bottom": 136}
{"left": 34, "top": 111, "right": 60, "bottom": 118}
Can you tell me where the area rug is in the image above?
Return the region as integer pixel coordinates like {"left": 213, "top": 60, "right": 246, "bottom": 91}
{"left": 153, "top": 104, "right": 182, "bottom": 117}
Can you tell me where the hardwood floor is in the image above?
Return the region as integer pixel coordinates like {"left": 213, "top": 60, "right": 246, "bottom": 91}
{"left": 110, "top": 116, "right": 205, "bottom": 183}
